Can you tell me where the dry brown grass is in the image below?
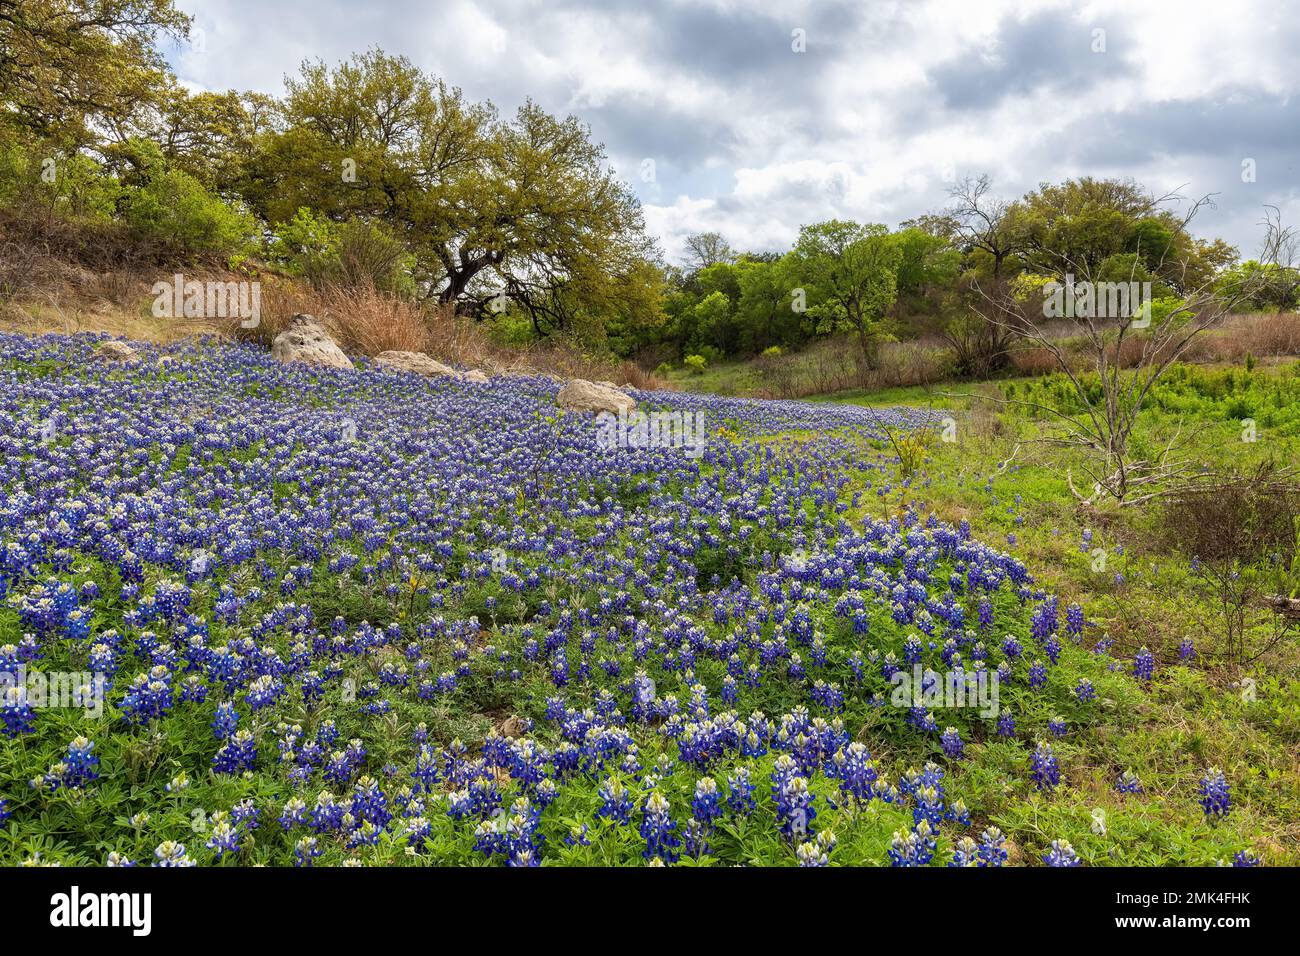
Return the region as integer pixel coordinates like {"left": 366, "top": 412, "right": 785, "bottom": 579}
{"left": 753, "top": 336, "right": 951, "bottom": 399}
{"left": 0, "top": 295, "right": 220, "bottom": 343}
{"left": 269, "top": 286, "right": 431, "bottom": 361}
{"left": 1004, "top": 313, "right": 1300, "bottom": 377}
{"left": 1007, "top": 345, "right": 1059, "bottom": 375}
{"left": 1208, "top": 312, "right": 1300, "bottom": 361}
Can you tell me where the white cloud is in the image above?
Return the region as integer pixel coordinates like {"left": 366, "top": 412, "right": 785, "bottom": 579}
{"left": 171, "top": 0, "right": 1300, "bottom": 262}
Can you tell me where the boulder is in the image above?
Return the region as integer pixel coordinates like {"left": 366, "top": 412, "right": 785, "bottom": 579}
{"left": 374, "top": 350, "right": 458, "bottom": 378}
{"left": 94, "top": 340, "right": 138, "bottom": 362}
{"left": 462, "top": 369, "right": 490, "bottom": 384}
{"left": 271, "top": 314, "right": 353, "bottom": 370}
{"left": 557, "top": 378, "right": 637, "bottom": 415}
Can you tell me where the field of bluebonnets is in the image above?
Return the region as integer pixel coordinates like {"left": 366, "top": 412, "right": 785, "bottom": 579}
{"left": 0, "top": 330, "right": 1280, "bottom": 867}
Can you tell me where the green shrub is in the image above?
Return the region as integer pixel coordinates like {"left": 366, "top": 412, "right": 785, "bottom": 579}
{"left": 120, "top": 167, "right": 256, "bottom": 255}
{"left": 762, "top": 345, "right": 783, "bottom": 357}
{"left": 267, "top": 209, "right": 415, "bottom": 294}
{"left": 683, "top": 354, "right": 707, "bottom": 374}
{"left": 0, "top": 142, "right": 120, "bottom": 222}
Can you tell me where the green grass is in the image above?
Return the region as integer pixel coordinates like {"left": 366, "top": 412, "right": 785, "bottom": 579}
{"left": 819, "top": 360, "right": 1300, "bottom": 863}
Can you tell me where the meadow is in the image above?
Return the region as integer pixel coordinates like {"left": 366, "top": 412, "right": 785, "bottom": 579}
{"left": 1, "top": 330, "right": 1292, "bottom": 867}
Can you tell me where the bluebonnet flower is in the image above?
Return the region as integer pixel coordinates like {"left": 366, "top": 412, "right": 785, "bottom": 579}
{"left": 949, "top": 836, "right": 980, "bottom": 867}
{"left": 294, "top": 836, "right": 322, "bottom": 867}
{"left": 1115, "top": 771, "right": 1144, "bottom": 794}
{"left": 1065, "top": 602, "right": 1084, "bottom": 640}
{"left": 691, "top": 777, "right": 722, "bottom": 827}
{"left": 977, "top": 827, "right": 1008, "bottom": 866}
{"left": 279, "top": 797, "right": 308, "bottom": 830}
{"left": 796, "top": 831, "right": 836, "bottom": 867}
{"left": 727, "top": 767, "right": 756, "bottom": 815}
{"left": 598, "top": 776, "right": 634, "bottom": 824}
{"left": 888, "top": 820, "right": 936, "bottom": 867}
{"left": 1, "top": 686, "right": 36, "bottom": 737}
{"left": 640, "top": 792, "right": 680, "bottom": 863}
{"left": 940, "top": 726, "right": 964, "bottom": 760}
{"left": 829, "top": 742, "right": 876, "bottom": 805}
{"left": 1043, "top": 839, "right": 1082, "bottom": 866}
{"left": 211, "top": 701, "right": 239, "bottom": 740}
{"left": 37, "top": 736, "right": 99, "bottom": 790}
{"left": 1231, "top": 850, "right": 1261, "bottom": 867}
{"left": 1133, "top": 647, "right": 1155, "bottom": 681}
{"left": 775, "top": 776, "right": 816, "bottom": 842}
{"left": 212, "top": 729, "right": 257, "bottom": 774}
{"left": 152, "top": 841, "right": 196, "bottom": 867}
{"left": 1075, "top": 678, "right": 1096, "bottom": 703}
{"left": 1199, "top": 767, "right": 1231, "bottom": 819}
{"left": 206, "top": 817, "right": 242, "bottom": 858}
{"left": 913, "top": 786, "right": 945, "bottom": 828}
{"left": 1031, "top": 741, "right": 1060, "bottom": 792}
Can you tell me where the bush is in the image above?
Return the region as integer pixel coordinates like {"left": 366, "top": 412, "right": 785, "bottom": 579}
{"left": 120, "top": 167, "right": 256, "bottom": 256}
{"left": 762, "top": 345, "right": 782, "bottom": 357}
{"left": 683, "top": 354, "right": 707, "bottom": 374}
{"left": 267, "top": 210, "right": 415, "bottom": 294}
{"left": 0, "top": 143, "right": 120, "bottom": 223}
{"left": 1160, "top": 465, "right": 1300, "bottom": 664}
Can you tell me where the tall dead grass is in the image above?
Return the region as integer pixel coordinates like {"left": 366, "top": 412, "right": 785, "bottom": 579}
{"left": 1007, "top": 313, "right": 1300, "bottom": 376}
{"left": 232, "top": 280, "right": 430, "bottom": 355}
{"left": 754, "top": 336, "right": 951, "bottom": 399}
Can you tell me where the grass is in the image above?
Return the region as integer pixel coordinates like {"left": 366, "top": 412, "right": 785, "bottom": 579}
{"left": 822, "top": 361, "right": 1300, "bottom": 862}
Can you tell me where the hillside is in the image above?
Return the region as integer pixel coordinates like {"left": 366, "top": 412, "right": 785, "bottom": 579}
{"left": 0, "top": 328, "right": 1293, "bottom": 867}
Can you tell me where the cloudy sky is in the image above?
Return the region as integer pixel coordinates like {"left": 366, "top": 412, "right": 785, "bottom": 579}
{"left": 168, "top": 0, "right": 1299, "bottom": 263}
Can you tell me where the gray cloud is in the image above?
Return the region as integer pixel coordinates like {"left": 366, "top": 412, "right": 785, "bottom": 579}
{"left": 927, "top": 8, "right": 1137, "bottom": 111}
{"left": 173, "top": 0, "right": 1300, "bottom": 261}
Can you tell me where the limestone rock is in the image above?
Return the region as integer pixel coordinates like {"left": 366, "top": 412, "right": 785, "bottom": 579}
{"left": 271, "top": 314, "right": 353, "bottom": 370}
{"left": 462, "top": 369, "right": 490, "bottom": 384}
{"left": 557, "top": 378, "right": 637, "bottom": 415}
{"left": 374, "top": 350, "right": 459, "bottom": 378}
{"left": 94, "top": 340, "right": 138, "bottom": 362}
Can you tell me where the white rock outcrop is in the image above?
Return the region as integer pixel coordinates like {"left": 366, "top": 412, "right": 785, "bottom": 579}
{"left": 271, "top": 314, "right": 353, "bottom": 370}
{"left": 557, "top": 378, "right": 637, "bottom": 415}
{"left": 94, "top": 340, "right": 138, "bottom": 362}
{"left": 374, "top": 350, "right": 459, "bottom": 378}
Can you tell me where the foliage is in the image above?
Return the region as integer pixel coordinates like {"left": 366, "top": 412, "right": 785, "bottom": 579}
{"left": 119, "top": 162, "right": 256, "bottom": 256}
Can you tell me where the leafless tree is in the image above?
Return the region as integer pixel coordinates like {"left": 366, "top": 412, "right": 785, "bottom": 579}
{"left": 682, "top": 231, "right": 735, "bottom": 271}
{"left": 973, "top": 191, "right": 1281, "bottom": 504}
{"left": 938, "top": 177, "right": 1031, "bottom": 375}
{"left": 1257, "top": 204, "right": 1300, "bottom": 305}
{"left": 946, "top": 174, "right": 1026, "bottom": 280}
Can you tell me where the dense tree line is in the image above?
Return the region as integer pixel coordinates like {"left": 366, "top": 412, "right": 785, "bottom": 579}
{"left": 1, "top": 0, "right": 661, "bottom": 347}
{"left": 646, "top": 175, "right": 1283, "bottom": 375}
{"left": 2, "top": 1, "right": 1294, "bottom": 370}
